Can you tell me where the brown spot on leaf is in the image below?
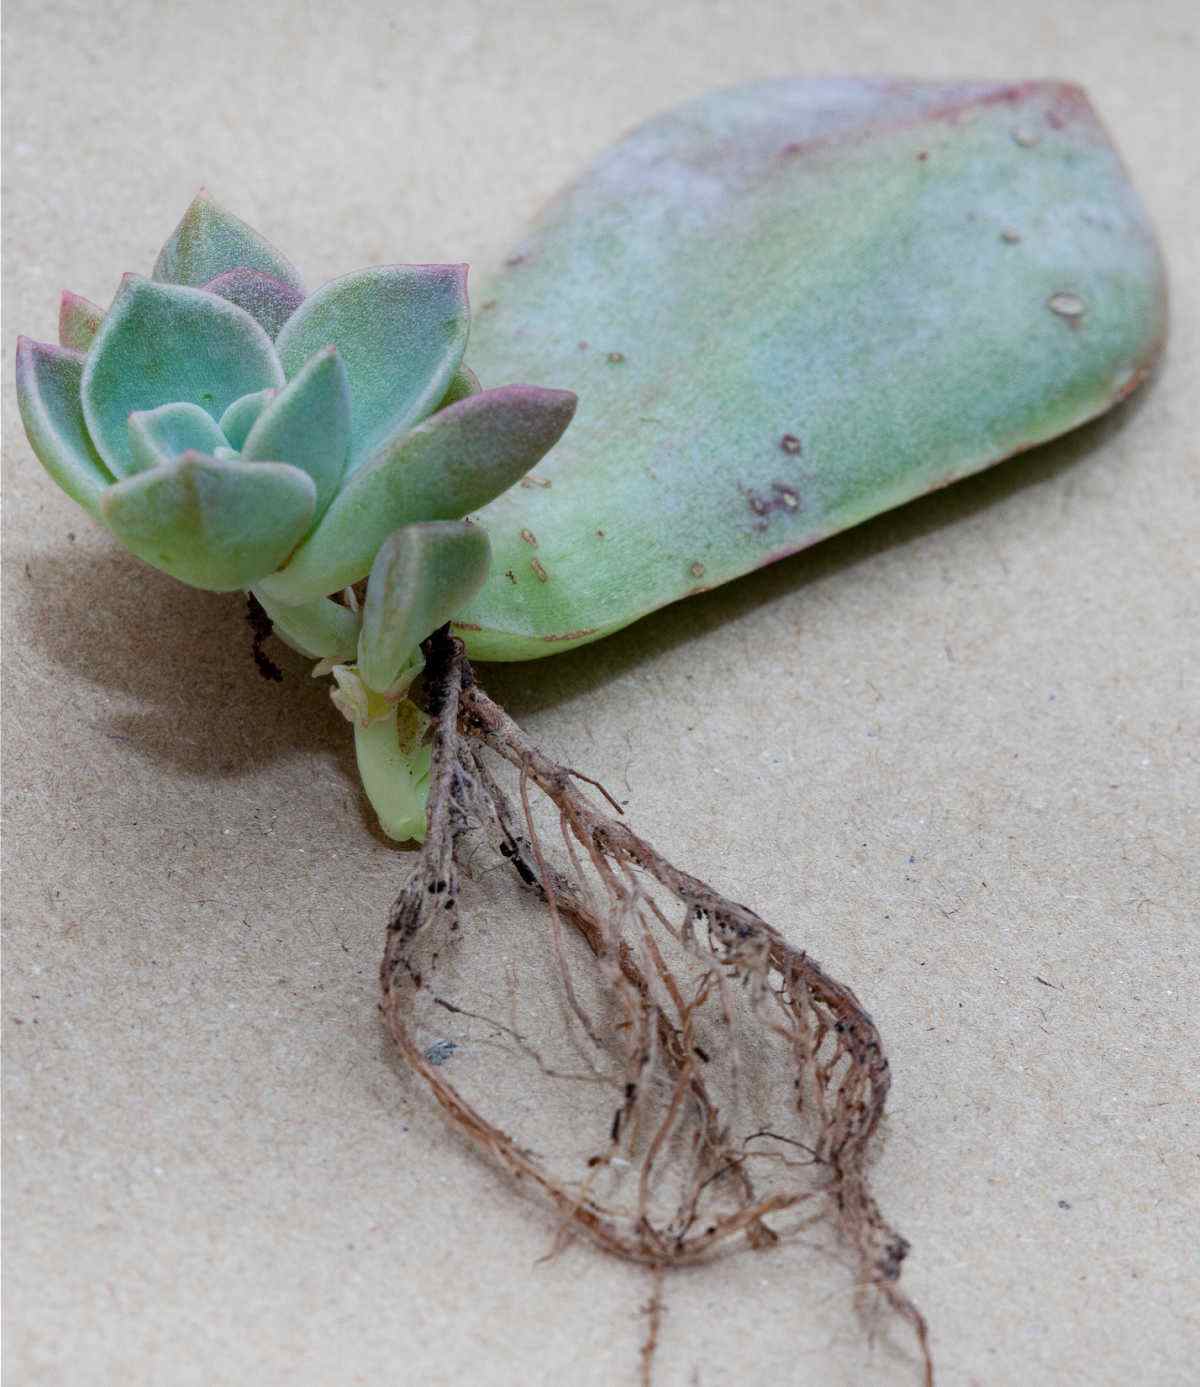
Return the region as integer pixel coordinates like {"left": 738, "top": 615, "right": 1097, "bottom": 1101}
{"left": 742, "top": 481, "right": 802, "bottom": 519}
{"left": 531, "top": 559, "right": 549, "bottom": 582}
{"left": 607, "top": 351, "right": 625, "bottom": 364}
{"left": 541, "top": 628, "right": 598, "bottom": 643}
{"left": 519, "top": 528, "right": 538, "bottom": 546}
{"left": 779, "top": 433, "right": 802, "bottom": 455}
{"left": 689, "top": 561, "right": 705, "bottom": 579}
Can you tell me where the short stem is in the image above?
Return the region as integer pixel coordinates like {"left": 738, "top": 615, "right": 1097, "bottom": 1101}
{"left": 353, "top": 702, "right": 431, "bottom": 842}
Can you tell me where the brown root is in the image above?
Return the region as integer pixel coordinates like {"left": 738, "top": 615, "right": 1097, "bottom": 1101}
{"left": 381, "top": 628, "right": 933, "bottom": 1385}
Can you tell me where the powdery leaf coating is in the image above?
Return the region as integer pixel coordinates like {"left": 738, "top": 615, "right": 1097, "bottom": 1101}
{"left": 153, "top": 189, "right": 304, "bottom": 296}
{"left": 127, "top": 402, "right": 229, "bottom": 475}
{"left": 274, "top": 264, "right": 470, "bottom": 471}
{"left": 219, "top": 388, "right": 276, "bottom": 450}
{"left": 357, "top": 521, "right": 491, "bottom": 692}
{"left": 241, "top": 346, "right": 351, "bottom": 519}
{"left": 258, "top": 384, "right": 575, "bottom": 604}
{"left": 82, "top": 276, "right": 285, "bottom": 478}
{"left": 57, "top": 291, "right": 104, "bottom": 351}
{"left": 458, "top": 78, "right": 1168, "bottom": 659}
{"left": 14, "top": 338, "right": 112, "bottom": 519}
{"left": 101, "top": 451, "right": 316, "bottom": 591}
{"left": 200, "top": 267, "right": 305, "bottom": 340}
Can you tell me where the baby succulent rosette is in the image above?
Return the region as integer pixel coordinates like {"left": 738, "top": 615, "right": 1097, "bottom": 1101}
{"left": 16, "top": 191, "right": 576, "bottom": 840}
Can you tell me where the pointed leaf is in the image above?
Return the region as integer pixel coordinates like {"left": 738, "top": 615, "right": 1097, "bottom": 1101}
{"left": 456, "top": 78, "right": 1169, "bottom": 659}
{"left": 200, "top": 267, "right": 305, "bottom": 339}
{"left": 257, "top": 385, "right": 575, "bottom": 603}
{"left": 152, "top": 190, "right": 304, "bottom": 295}
{"left": 274, "top": 264, "right": 469, "bottom": 468}
{"left": 358, "top": 522, "right": 491, "bottom": 692}
{"left": 219, "top": 388, "right": 275, "bottom": 449}
{"left": 240, "top": 346, "right": 350, "bottom": 518}
{"left": 82, "top": 275, "right": 284, "bottom": 477}
{"left": 15, "top": 338, "right": 113, "bottom": 520}
{"left": 127, "top": 402, "right": 229, "bottom": 474}
{"left": 58, "top": 291, "right": 104, "bottom": 351}
{"left": 100, "top": 452, "right": 315, "bottom": 591}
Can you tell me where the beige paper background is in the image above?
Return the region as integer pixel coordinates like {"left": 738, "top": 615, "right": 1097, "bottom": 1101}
{"left": 3, "top": 2, "right": 1196, "bottom": 1384}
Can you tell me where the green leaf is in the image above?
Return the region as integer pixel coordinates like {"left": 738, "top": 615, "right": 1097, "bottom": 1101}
{"left": 58, "top": 291, "right": 104, "bottom": 351}
{"left": 152, "top": 190, "right": 304, "bottom": 295}
{"left": 101, "top": 451, "right": 316, "bottom": 591}
{"left": 351, "top": 704, "right": 431, "bottom": 843}
{"left": 240, "top": 346, "right": 350, "bottom": 518}
{"left": 15, "top": 338, "right": 113, "bottom": 520}
{"left": 219, "top": 389, "right": 275, "bottom": 450}
{"left": 256, "top": 385, "right": 574, "bottom": 603}
{"left": 200, "top": 268, "right": 305, "bottom": 339}
{"left": 250, "top": 589, "right": 361, "bottom": 661}
{"left": 274, "top": 264, "right": 469, "bottom": 469}
{"left": 358, "top": 521, "right": 491, "bottom": 692}
{"left": 438, "top": 363, "right": 482, "bottom": 407}
{"left": 81, "top": 275, "right": 284, "bottom": 477}
{"left": 127, "top": 402, "right": 228, "bottom": 475}
{"left": 456, "top": 78, "right": 1168, "bottom": 659}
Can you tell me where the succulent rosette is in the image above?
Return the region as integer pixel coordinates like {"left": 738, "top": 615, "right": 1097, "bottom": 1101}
{"left": 16, "top": 190, "right": 576, "bottom": 659}
{"left": 16, "top": 191, "right": 577, "bottom": 838}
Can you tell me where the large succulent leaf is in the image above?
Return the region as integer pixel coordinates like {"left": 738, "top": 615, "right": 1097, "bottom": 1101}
{"left": 101, "top": 452, "right": 316, "bottom": 591}
{"left": 257, "top": 385, "right": 575, "bottom": 604}
{"left": 274, "top": 264, "right": 469, "bottom": 469}
{"left": 250, "top": 590, "right": 361, "bottom": 661}
{"left": 455, "top": 79, "right": 1168, "bottom": 659}
{"left": 14, "top": 339, "right": 112, "bottom": 520}
{"left": 200, "top": 268, "right": 305, "bottom": 339}
{"left": 358, "top": 521, "right": 491, "bottom": 692}
{"left": 219, "top": 389, "right": 275, "bottom": 450}
{"left": 240, "top": 346, "right": 350, "bottom": 518}
{"left": 127, "top": 402, "right": 228, "bottom": 475}
{"left": 82, "top": 275, "right": 284, "bottom": 477}
{"left": 58, "top": 291, "right": 104, "bottom": 351}
{"left": 152, "top": 190, "right": 304, "bottom": 296}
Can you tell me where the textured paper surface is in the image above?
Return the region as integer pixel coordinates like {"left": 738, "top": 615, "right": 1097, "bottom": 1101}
{"left": 3, "top": 3, "right": 1196, "bottom": 1384}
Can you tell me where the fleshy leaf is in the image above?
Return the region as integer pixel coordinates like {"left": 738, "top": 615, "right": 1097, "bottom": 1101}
{"left": 152, "top": 190, "right": 304, "bottom": 296}
{"left": 100, "top": 451, "right": 315, "bottom": 591}
{"left": 58, "top": 291, "right": 104, "bottom": 351}
{"left": 200, "top": 268, "right": 305, "bottom": 339}
{"left": 240, "top": 346, "right": 350, "bottom": 518}
{"left": 127, "top": 402, "right": 229, "bottom": 475}
{"left": 457, "top": 78, "right": 1168, "bottom": 659}
{"left": 438, "top": 364, "right": 481, "bottom": 408}
{"left": 257, "top": 385, "right": 575, "bottom": 603}
{"left": 358, "top": 521, "right": 491, "bottom": 692}
{"left": 250, "top": 590, "right": 361, "bottom": 661}
{"left": 82, "top": 275, "right": 284, "bottom": 477}
{"left": 352, "top": 704, "right": 431, "bottom": 842}
{"left": 219, "top": 389, "right": 275, "bottom": 450}
{"left": 14, "top": 338, "right": 113, "bottom": 520}
{"left": 274, "top": 264, "right": 469, "bottom": 469}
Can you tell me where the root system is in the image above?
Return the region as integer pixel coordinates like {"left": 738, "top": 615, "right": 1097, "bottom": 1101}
{"left": 381, "top": 628, "right": 933, "bottom": 1385}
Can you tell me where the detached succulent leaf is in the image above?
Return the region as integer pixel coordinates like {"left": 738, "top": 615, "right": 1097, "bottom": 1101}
{"left": 127, "top": 402, "right": 228, "bottom": 475}
{"left": 240, "top": 346, "right": 350, "bottom": 518}
{"left": 219, "top": 388, "right": 275, "bottom": 450}
{"left": 14, "top": 339, "right": 112, "bottom": 520}
{"left": 259, "top": 385, "right": 575, "bottom": 603}
{"left": 358, "top": 521, "right": 491, "bottom": 692}
{"left": 275, "top": 264, "right": 469, "bottom": 470}
{"left": 200, "top": 267, "right": 305, "bottom": 340}
{"left": 152, "top": 190, "right": 304, "bottom": 296}
{"left": 82, "top": 275, "right": 285, "bottom": 477}
{"left": 101, "top": 451, "right": 316, "bottom": 591}
{"left": 58, "top": 291, "right": 104, "bottom": 351}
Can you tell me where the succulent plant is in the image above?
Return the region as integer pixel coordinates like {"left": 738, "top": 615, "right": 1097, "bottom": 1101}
{"left": 16, "top": 188, "right": 575, "bottom": 637}
{"left": 16, "top": 191, "right": 576, "bottom": 840}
